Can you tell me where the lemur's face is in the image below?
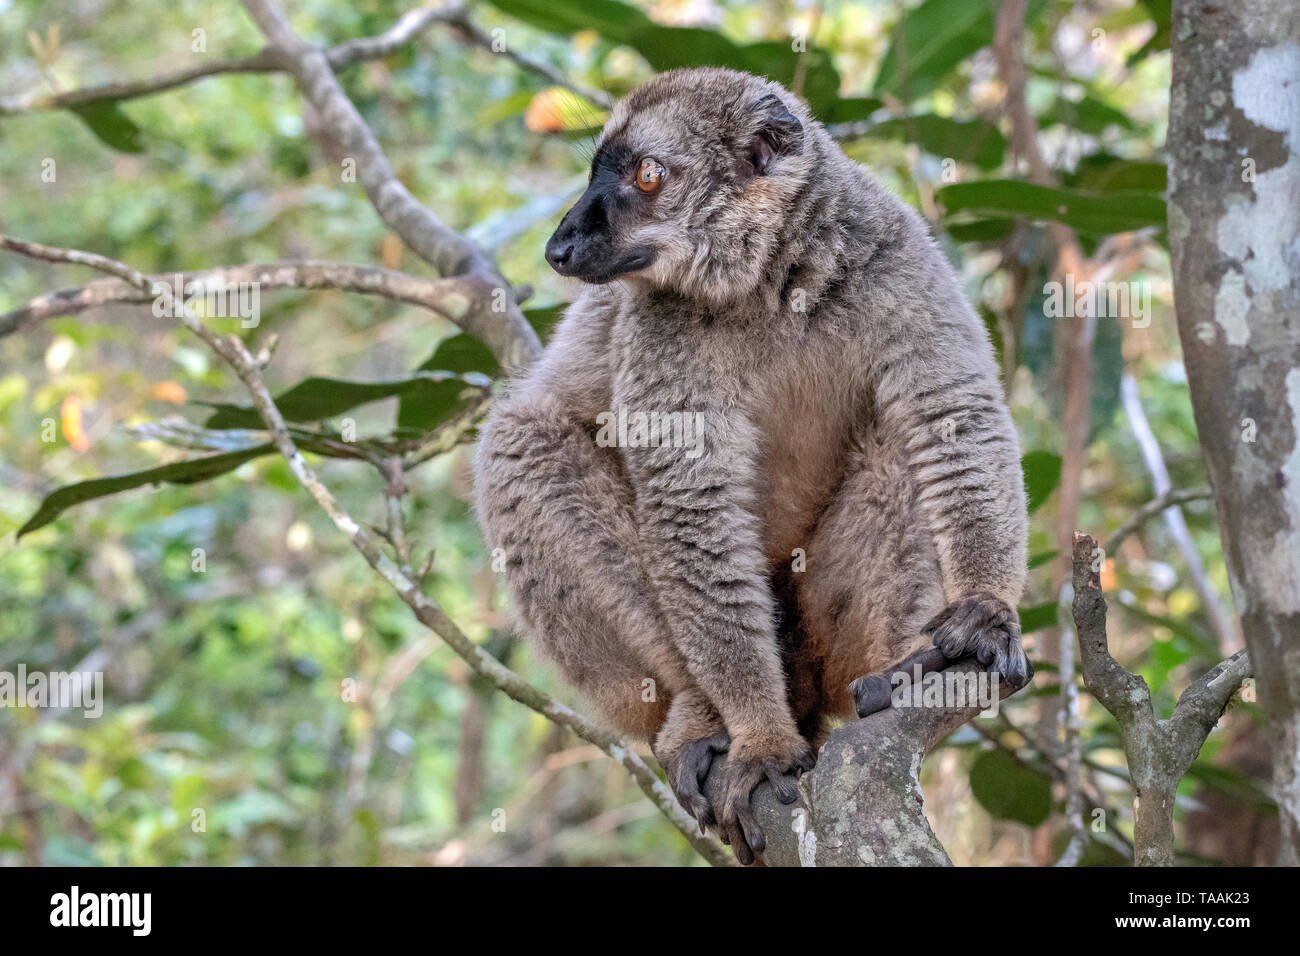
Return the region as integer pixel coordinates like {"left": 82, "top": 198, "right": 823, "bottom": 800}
{"left": 544, "top": 138, "right": 662, "bottom": 283}
{"left": 545, "top": 68, "right": 810, "bottom": 304}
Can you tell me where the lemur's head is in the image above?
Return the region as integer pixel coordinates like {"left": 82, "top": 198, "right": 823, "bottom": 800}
{"left": 545, "top": 68, "right": 816, "bottom": 306}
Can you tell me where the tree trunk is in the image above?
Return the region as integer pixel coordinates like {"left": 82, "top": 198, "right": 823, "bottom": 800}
{"left": 1168, "top": 0, "right": 1300, "bottom": 864}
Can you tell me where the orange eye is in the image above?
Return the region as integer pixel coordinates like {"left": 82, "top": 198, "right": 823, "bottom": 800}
{"left": 636, "top": 157, "right": 664, "bottom": 192}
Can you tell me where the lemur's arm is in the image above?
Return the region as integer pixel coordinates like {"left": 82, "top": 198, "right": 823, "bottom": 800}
{"left": 871, "top": 283, "right": 1029, "bottom": 681}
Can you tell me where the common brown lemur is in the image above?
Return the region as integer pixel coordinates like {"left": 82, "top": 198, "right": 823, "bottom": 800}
{"left": 473, "top": 67, "right": 1028, "bottom": 863}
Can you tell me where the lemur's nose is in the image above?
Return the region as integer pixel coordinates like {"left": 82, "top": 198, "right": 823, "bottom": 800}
{"left": 546, "top": 241, "right": 574, "bottom": 270}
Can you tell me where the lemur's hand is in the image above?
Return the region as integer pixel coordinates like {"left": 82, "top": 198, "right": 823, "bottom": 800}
{"left": 925, "top": 593, "right": 1028, "bottom": 685}
{"left": 653, "top": 730, "right": 730, "bottom": 832}
{"left": 716, "top": 726, "right": 815, "bottom": 865}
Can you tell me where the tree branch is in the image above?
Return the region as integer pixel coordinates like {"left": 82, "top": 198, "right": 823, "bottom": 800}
{"left": 703, "top": 659, "right": 1033, "bottom": 866}
{"left": 240, "top": 0, "right": 540, "bottom": 373}
{"left": 0, "top": 260, "right": 488, "bottom": 338}
{"left": 1, "top": 3, "right": 609, "bottom": 121}
{"left": 5, "top": 0, "right": 565, "bottom": 373}
{"left": 1071, "top": 532, "right": 1251, "bottom": 865}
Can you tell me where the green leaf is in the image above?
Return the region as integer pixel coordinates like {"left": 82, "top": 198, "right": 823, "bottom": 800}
{"left": 394, "top": 377, "right": 485, "bottom": 435}
{"left": 829, "top": 96, "right": 885, "bottom": 124}
{"left": 397, "top": 337, "right": 500, "bottom": 432}
{"left": 398, "top": 309, "right": 567, "bottom": 433}
{"left": 969, "top": 748, "right": 1052, "bottom": 826}
{"left": 938, "top": 180, "right": 1167, "bottom": 235}
{"left": 416, "top": 334, "right": 500, "bottom": 377}
{"left": 1065, "top": 155, "right": 1166, "bottom": 193}
{"left": 202, "top": 374, "right": 486, "bottom": 430}
{"left": 1041, "top": 95, "right": 1135, "bottom": 135}
{"left": 864, "top": 114, "right": 1005, "bottom": 169}
{"left": 17, "top": 446, "right": 273, "bottom": 538}
{"left": 1022, "top": 449, "right": 1062, "bottom": 514}
{"left": 736, "top": 41, "right": 841, "bottom": 120}
{"left": 946, "top": 218, "right": 1016, "bottom": 244}
{"left": 482, "top": 0, "right": 650, "bottom": 43}
{"left": 69, "top": 101, "right": 146, "bottom": 154}
{"left": 1128, "top": 0, "right": 1171, "bottom": 64}
{"left": 1018, "top": 601, "right": 1057, "bottom": 634}
{"left": 485, "top": 0, "right": 841, "bottom": 118}
{"left": 630, "top": 23, "right": 745, "bottom": 72}
{"left": 874, "top": 0, "right": 993, "bottom": 101}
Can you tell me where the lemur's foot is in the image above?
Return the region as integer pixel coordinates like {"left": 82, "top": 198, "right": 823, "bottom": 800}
{"left": 925, "top": 593, "right": 1029, "bottom": 685}
{"left": 653, "top": 732, "right": 730, "bottom": 831}
{"left": 716, "top": 731, "right": 815, "bottom": 865}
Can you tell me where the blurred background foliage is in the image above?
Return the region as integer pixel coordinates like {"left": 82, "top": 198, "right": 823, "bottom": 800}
{"left": 0, "top": 0, "right": 1273, "bottom": 866}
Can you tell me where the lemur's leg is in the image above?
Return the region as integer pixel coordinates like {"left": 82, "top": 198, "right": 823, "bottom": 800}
{"left": 476, "top": 392, "right": 686, "bottom": 739}
{"left": 476, "top": 390, "right": 732, "bottom": 831}
{"left": 474, "top": 299, "right": 732, "bottom": 825}
{"left": 614, "top": 365, "right": 813, "bottom": 863}
{"left": 798, "top": 445, "right": 948, "bottom": 720}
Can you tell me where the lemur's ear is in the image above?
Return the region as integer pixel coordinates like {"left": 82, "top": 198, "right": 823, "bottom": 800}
{"left": 746, "top": 92, "right": 804, "bottom": 176}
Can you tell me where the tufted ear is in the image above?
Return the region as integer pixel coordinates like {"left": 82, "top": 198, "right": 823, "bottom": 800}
{"left": 745, "top": 92, "right": 804, "bottom": 176}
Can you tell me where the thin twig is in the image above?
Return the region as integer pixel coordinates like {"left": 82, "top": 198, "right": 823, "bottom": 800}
{"left": 1104, "top": 486, "right": 1214, "bottom": 556}
{"left": 439, "top": 8, "right": 612, "bottom": 110}
{"left": 0, "top": 4, "right": 453, "bottom": 116}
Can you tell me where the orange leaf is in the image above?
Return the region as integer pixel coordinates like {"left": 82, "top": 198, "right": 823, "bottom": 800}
{"left": 152, "top": 380, "right": 188, "bottom": 403}
{"left": 61, "top": 395, "right": 90, "bottom": 451}
{"left": 524, "top": 89, "right": 567, "bottom": 133}
{"left": 1100, "top": 557, "right": 1116, "bottom": 592}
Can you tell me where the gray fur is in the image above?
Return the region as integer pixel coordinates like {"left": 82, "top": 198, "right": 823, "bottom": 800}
{"left": 473, "top": 68, "right": 1028, "bottom": 862}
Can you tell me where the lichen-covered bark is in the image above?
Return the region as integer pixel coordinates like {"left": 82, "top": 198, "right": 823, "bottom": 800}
{"left": 1168, "top": 0, "right": 1300, "bottom": 864}
{"left": 703, "top": 660, "right": 1028, "bottom": 866}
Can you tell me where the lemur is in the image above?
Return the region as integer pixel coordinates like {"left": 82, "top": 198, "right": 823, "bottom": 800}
{"left": 473, "top": 68, "right": 1028, "bottom": 864}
